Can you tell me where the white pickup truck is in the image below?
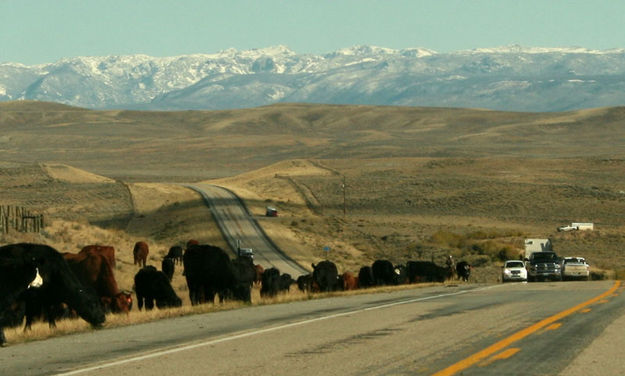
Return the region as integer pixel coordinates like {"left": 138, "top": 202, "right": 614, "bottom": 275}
{"left": 561, "top": 257, "right": 590, "bottom": 281}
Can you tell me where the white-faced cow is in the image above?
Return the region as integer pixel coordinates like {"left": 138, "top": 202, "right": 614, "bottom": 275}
{"left": 1, "top": 243, "right": 105, "bottom": 347}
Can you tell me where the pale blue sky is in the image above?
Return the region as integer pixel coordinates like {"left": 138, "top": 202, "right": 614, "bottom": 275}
{"left": 2, "top": 0, "right": 624, "bottom": 65}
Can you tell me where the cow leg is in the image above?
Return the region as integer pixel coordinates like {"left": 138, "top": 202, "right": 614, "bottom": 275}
{"left": 46, "top": 307, "right": 57, "bottom": 329}
{"left": 0, "top": 328, "right": 6, "bottom": 347}
{"left": 45, "top": 304, "right": 60, "bottom": 329}
{"left": 145, "top": 298, "right": 154, "bottom": 310}
{"left": 23, "top": 315, "right": 33, "bottom": 331}
{"left": 206, "top": 288, "right": 216, "bottom": 304}
{"left": 188, "top": 289, "right": 196, "bottom": 305}
{"left": 137, "top": 294, "right": 144, "bottom": 310}
{"left": 23, "top": 299, "right": 40, "bottom": 331}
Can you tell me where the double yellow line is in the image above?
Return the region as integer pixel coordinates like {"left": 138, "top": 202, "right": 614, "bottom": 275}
{"left": 433, "top": 281, "right": 622, "bottom": 376}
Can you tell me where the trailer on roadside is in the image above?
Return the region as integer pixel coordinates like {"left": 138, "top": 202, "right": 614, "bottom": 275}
{"left": 572, "top": 222, "right": 594, "bottom": 231}
{"left": 524, "top": 238, "right": 552, "bottom": 260}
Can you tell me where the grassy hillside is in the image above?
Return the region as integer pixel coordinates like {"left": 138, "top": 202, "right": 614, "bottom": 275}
{"left": 1, "top": 101, "right": 625, "bottom": 279}
{"left": 1, "top": 101, "right": 624, "bottom": 180}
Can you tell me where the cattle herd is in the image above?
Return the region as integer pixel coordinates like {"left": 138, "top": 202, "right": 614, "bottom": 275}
{"left": 0, "top": 241, "right": 471, "bottom": 347}
{"left": 295, "top": 258, "right": 472, "bottom": 294}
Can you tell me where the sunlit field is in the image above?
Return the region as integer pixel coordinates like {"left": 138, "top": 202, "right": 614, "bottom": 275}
{"left": 5, "top": 282, "right": 443, "bottom": 345}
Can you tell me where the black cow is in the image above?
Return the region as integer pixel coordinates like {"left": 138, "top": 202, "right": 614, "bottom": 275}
{"left": 260, "top": 267, "right": 281, "bottom": 298}
{"left": 134, "top": 266, "right": 182, "bottom": 310}
{"left": 1, "top": 243, "right": 105, "bottom": 346}
{"left": 0, "top": 246, "right": 43, "bottom": 346}
{"left": 161, "top": 257, "right": 175, "bottom": 282}
{"left": 406, "top": 260, "right": 447, "bottom": 283}
{"left": 358, "top": 266, "right": 375, "bottom": 288}
{"left": 372, "top": 259, "right": 396, "bottom": 286}
{"left": 312, "top": 261, "right": 339, "bottom": 292}
{"left": 296, "top": 274, "right": 313, "bottom": 293}
{"left": 231, "top": 257, "right": 257, "bottom": 288}
{"left": 183, "top": 244, "right": 251, "bottom": 304}
{"left": 393, "top": 264, "right": 408, "bottom": 285}
{"left": 279, "top": 273, "right": 295, "bottom": 293}
{"left": 22, "top": 287, "right": 89, "bottom": 331}
{"left": 166, "top": 246, "right": 183, "bottom": 265}
{"left": 456, "top": 261, "right": 471, "bottom": 282}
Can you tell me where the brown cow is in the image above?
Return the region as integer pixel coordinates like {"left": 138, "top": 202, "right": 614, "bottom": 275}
{"left": 79, "top": 245, "right": 116, "bottom": 268}
{"left": 341, "top": 271, "right": 359, "bottom": 291}
{"left": 254, "top": 264, "right": 264, "bottom": 286}
{"left": 133, "top": 241, "right": 149, "bottom": 267}
{"left": 63, "top": 252, "right": 132, "bottom": 314}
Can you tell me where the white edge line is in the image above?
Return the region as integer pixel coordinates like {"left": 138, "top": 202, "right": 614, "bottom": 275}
{"left": 56, "top": 284, "right": 503, "bottom": 375}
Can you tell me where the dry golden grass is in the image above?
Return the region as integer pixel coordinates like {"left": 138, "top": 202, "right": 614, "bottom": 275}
{"left": 5, "top": 282, "right": 448, "bottom": 346}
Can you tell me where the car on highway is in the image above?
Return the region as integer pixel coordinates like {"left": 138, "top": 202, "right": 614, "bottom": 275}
{"left": 561, "top": 256, "right": 590, "bottom": 281}
{"left": 526, "top": 251, "right": 562, "bottom": 282}
{"left": 237, "top": 247, "right": 254, "bottom": 259}
{"left": 502, "top": 260, "right": 528, "bottom": 282}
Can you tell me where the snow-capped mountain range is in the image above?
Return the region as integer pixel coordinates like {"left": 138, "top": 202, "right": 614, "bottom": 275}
{"left": 2, "top": 45, "right": 625, "bottom": 112}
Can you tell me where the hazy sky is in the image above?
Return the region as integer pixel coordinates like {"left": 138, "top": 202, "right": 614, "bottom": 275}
{"left": 2, "top": 0, "right": 624, "bottom": 65}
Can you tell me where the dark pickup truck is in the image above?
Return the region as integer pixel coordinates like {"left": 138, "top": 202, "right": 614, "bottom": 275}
{"left": 526, "top": 251, "right": 561, "bottom": 282}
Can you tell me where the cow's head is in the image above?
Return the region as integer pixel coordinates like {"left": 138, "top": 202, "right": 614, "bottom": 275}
{"left": 111, "top": 292, "right": 133, "bottom": 313}
{"left": 73, "top": 288, "right": 106, "bottom": 327}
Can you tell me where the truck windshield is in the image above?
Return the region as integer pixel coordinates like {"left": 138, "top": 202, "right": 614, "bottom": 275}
{"left": 533, "top": 253, "right": 557, "bottom": 261}
{"left": 506, "top": 261, "right": 524, "bottom": 268}
{"left": 565, "top": 258, "right": 584, "bottom": 264}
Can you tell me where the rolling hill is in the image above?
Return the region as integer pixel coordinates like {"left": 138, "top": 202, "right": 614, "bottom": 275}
{"left": 1, "top": 101, "right": 624, "bottom": 180}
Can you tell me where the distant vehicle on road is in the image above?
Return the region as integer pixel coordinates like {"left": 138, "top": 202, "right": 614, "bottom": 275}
{"left": 557, "top": 225, "right": 578, "bottom": 232}
{"left": 265, "top": 206, "right": 278, "bottom": 217}
{"left": 561, "top": 257, "right": 590, "bottom": 281}
{"left": 526, "top": 251, "right": 562, "bottom": 282}
{"left": 237, "top": 247, "right": 254, "bottom": 259}
{"left": 502, "top": 260, "right": 527, "bottom": 283}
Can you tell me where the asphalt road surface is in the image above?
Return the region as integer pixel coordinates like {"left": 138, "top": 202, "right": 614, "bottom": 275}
{"left": 2, "top": 280, "right": 624, "bottom": 375}
{"left": 185, "top": 183, "right": 309, "bottom": 277}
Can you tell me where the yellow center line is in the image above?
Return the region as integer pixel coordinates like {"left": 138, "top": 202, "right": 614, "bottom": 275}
{"left": 432, "top": 281, "right": 621, "bottom": 376}
{"left": 479, "top": 347, "right": 521, "bottom": 367}
{"left": 545, "top": 323, "right": 562, "bottom": 330}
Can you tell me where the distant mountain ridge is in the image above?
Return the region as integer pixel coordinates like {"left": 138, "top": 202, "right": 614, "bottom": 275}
{"left": 2, "top": 45, "right": 625, "bottom": 112}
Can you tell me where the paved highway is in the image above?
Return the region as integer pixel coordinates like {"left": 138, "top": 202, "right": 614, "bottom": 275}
{"left": 185, "top": 183, "right": 309, "bottom": 277}
{"left": 2, "top": 281, "right": 624, "bottom": 375}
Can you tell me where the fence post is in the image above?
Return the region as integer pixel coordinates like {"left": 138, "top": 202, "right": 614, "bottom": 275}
{"left": 0, "top": 205, "right": 44, "bottom": 234}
